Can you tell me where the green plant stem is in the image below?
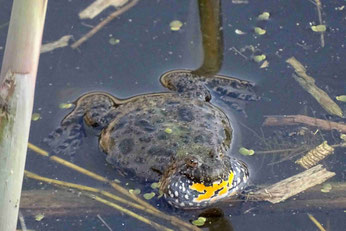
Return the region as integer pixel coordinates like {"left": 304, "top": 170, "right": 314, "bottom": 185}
{"left": 0, "top": 1, "right": 47, "bottom": 230}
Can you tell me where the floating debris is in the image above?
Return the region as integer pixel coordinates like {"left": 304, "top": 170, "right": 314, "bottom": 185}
{"left": 192, "top": 217, "right": 207, "bottom": 226}
{"left": 335, "top": 5, "right": 345, "bottom": 11}
{"left": 235, "top": 29, "right": 246, "bottom": 35}
{"left": 336, "top": 95, "right": 346, "bottom": 102}
{"left": 59, "top": 103, "right": 73, "bottom": 109}
{"left": 79, "top": 0, "right": 129, "bottom": 19}
{"left": 143, "top": 192, "right": 156, "bottom": 200}
{"left": 320, "top": 183, "right": 332, "bottom": 193}
{"left": 260, "top": 60, "right": 269, "bottom": 69}
{"left": 169, "top": 20, "right": 183, "bottom": 31}
{"left": 109, "top": 37, "right": 120, "bottom": 45}
{"left": 32, "top": 113, "right": 41, "bottom": 121}
{"left": 254, "top": 27, "right": 266, "bottom": 35}
{"left": 249, "top": 164, "right": 335, "bottom": 204}
{"left": 257, "top": 12, "right": 270, "bottom": 21}
{"left": 295, "top": 141, "right": 334, "bottom": 169}
{"left": 40, "top": 35, "right": 72, "bottom": 53}
{"left": 253, "top": 54, "right": 266, "bottom": 63}
{"left": 311, "top": 25, "right": 326, "bottom": 32}
{"left": 286, "top": 57, "right": 343, "bottom": 117}
{"left": 239, "top": 147, "right": 255, "bottom": 156}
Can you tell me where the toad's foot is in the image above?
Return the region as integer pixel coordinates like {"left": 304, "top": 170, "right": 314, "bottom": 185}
{"left": 45, "top": 92, "right": 120, "bottom": 155}
{"left": 160, "top": 70, "right": 259, "bottom": 113}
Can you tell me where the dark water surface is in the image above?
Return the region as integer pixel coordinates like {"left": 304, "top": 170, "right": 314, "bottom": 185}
{"left": 1, "top": 0, "right": 345, "bottom": 230}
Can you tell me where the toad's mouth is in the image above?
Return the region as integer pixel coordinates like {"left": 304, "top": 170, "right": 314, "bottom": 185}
{"left": 161, "top": 158, "right": 249, "bottom": 209}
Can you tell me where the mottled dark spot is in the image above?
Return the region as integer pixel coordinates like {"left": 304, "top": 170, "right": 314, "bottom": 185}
{"left": 139, "top": 136, "right": 151, "bottom": 143}
{"left": 135, "top": 119, "right": 156, "bottom": 132}
{"left": 180, "top": 135, "right": 190, "bottom": 144}
{"left": 148, "top": 109, "right": 155, "bottom": 114}
{"left": 166, "top": 100, "right": 179, "bottom": 105}
{"left": 178, "top": 108, "right": 194, "bottom": 122}
{"left": 194, "top": 135, "right": 205, "bottom": 143}
{"left": 204, "top": 113, "right": 214, "bottom": 120}
{"left": 118, "top": 138, "right": 134, "bottom": 154}
{"left": 157, "top": 131, "right": 168, "bottom": 140}
{"left": 155, "top": 118, "right": 165, "bottom": 123}
{"left": 148, "top": 146, "right": 174, "bottom": 156}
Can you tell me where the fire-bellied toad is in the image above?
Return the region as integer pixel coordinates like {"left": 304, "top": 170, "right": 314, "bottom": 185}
{"left": 47, "top": 70, "right": 258, "bottom": 209}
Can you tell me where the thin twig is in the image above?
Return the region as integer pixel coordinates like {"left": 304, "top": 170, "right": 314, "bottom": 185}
{"left": 24, "top": 171, "right": 173, "bottom": 231}
{"left": 71, "top": 0, "right": 139, "bottom": 49}
{"left": 315, "top": 0, "right": 325, "bottom": 47}
{"left": 27, "top": 143, "right": 200, "bottom": 231}
{"left": 256, "top": 147, "right": 308, "bottom": 154}
{"left": 97, "top": 214, "right": 113, "bottom": 231}
{"left": 308, "top": 213, "right": 327, "bottom": 231}
{"left": 18, "top": 211, "right": 27, "bottom": 231}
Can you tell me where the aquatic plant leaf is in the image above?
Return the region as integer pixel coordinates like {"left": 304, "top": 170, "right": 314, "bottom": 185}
{"left": 311, "top": 25, "right": 326, "bottom": 32}
{"left": 253, "top": 54, "right": 266, "bottom": 63}
{"left": 192, "top": 217, "right": 207, "bottom": 226}
{"left": 164, "top": 128, "right": 172, "bottom": 134}
{"left": 257, "top": 12, "right": 270, "bottom": 20}
{"left": 151, "top": 182, "right": 160, "bottom": 189}
{"left": 109, "top": 38, "right": 120, "bottom": 45}
{"left": 129, "top": 188, "right": 141, "bottom": 195}
{"left": 35, "top": 213, "right": 45, "bottom": 221}
{"left": 59, "top": 103, "right": 73, "bottom": 109}
{"left": 254, "top": 27, "right": 266, "bottom": 35}
{"left": 340, "top": 134, "right": 346, "bottom": 142}
{"left": 32, "top": 113, "right": 41, "bottom": 121}
{"left": 143, "top": 192, "right": 156, "bottom": 200}
{"left": 235, "top": 29, "right": 246, "bottom": 35}
{"left": 320, "top": 183, "right": 332, "bottom": 193}
{"left": 239, "top": 147, "right": 255, "bottom": 156}
{"left": 336, "top": 95, "right": 346, "bottom": 102}
{"left": 170, "top": 20, "right": 183, "bottom": 31}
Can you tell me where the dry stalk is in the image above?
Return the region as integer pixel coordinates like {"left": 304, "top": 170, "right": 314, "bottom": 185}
{"left": 248, "top": 164, "right": 335, "bottom": 203}
{"left": 263, "top": 115, "right": 346, "bottom": 132}
{"left": 295, "top": 141, "right": 334, "bottom": 169}
{"left": 286, "top": 57, "right": 343, "bottom": 117}
{"left": 27, "top": 143, "right": 200, "bottom": 231}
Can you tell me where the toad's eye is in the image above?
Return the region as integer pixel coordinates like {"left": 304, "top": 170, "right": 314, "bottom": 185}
{"left": 185, "top": 158, "right": 198, "bottom": 168}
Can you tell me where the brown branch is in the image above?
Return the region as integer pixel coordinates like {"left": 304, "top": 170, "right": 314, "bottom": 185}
{"left": 263, "top": 115, "right": 346, "bottom": 133}
{"left": 71, "top": 0, "right": 139, "bottom": 49}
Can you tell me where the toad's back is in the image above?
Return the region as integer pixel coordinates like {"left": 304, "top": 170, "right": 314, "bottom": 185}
{"left": 100, "top": 94, "right": 232, "bottom": 181}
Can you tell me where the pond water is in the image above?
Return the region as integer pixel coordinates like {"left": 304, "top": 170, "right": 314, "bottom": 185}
{"left": 1, "top": 0, "right": 345, "bottom": 230}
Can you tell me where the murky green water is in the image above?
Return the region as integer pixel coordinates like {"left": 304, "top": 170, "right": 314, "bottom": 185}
{"left": 1, "top": 0, "right": 345, "bottom": 230}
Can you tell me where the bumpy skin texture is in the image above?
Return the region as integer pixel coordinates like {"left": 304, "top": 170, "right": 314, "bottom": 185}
{"left": 47, "top": 70, "right": 257, "bottom": 209}
{"left": 100, "top": 94, "right": 232, "bottom": 182}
